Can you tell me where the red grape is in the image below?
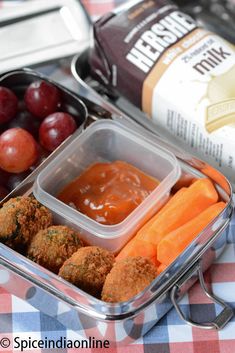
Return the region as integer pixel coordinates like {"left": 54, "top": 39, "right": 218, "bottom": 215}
{"left": 8, "top": 110, "right": 40, "bottom": 138}
{"left": 0, "top": 86, "right": 18, "bottom": 124}
{"left": 39, "top": 112, "right": 77, "bottom": 152}
{"left": 32, "top": 145, "right": 50, "bottom": 169}
{"left": 0, "top": 128, "right": 39, "bottom": 173}
{"left": 24, "top": 80, "right": 61, "bottom": 119}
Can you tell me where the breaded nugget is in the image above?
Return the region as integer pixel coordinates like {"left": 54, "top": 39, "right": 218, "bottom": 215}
{"left": 101, "top": 257, "right": 157, "bottom": 303}
{"left": 0, "top": 196, "right": 52, "bottom": 251}
{"left": 59, "top": 246, "right": 114, "bottom": 297}
{"left": 28, "top": 225, "right": 83, "bottom": 273}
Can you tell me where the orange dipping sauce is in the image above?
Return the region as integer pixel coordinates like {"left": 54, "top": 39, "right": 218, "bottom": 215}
{"left": 58, "top": 161, "right": 159, "bottom": 225}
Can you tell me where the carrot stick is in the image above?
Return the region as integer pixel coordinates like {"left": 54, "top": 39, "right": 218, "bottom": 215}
{"left": 201, "top": 165, "right": 230, "bottom": 195}
{"left": 157, "top": 202, "right": 226, "bottom": 266}
{"left": 136, "top": 187, "right": 187, "bottom": 235}
{"left": 116, "top": 238, "right": 158, "bottom": 267}
{"left": 172, "top": 173, "right": 197, "bottom": 193}
{"left": 115, "top": 188, "right": 187, "bottom": 267}
{"left": 137, "top": 178, "right": 218, "bottom": 247}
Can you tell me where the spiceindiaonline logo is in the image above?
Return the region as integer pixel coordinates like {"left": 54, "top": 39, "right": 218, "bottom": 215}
{"left": 0, "top": 336, "right": 110, "bottom": 351}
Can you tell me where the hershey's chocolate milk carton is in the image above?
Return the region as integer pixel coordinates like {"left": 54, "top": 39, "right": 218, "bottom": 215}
{"left": 90, "top": 0, "right": 235, "bottom": 186}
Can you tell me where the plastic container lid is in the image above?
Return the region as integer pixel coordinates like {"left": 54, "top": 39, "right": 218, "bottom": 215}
{"left": 33, "top": 120, "right": 181, "bottom": 252}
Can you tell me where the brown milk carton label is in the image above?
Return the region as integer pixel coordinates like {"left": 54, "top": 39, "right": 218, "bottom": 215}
{"left": 91, "top": 0, "right": 235, "bottom": 185}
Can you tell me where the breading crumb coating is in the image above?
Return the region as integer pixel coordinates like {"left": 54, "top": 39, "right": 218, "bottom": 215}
{"left": 28, "top": 225, "right": 83, "bottom": 273}
{"left": 59, "top": 246, "right": 114, "bottom": 297}
{"left": 0, "top": 196, "right": 52, "bottom": 250}
{"left": 102, "top": 256, "right": 157, "bottom": 303}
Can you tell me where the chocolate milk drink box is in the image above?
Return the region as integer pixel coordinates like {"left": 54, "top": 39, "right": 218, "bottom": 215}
{"left": 90, "top": 0, "right": 235, "bottom": 186}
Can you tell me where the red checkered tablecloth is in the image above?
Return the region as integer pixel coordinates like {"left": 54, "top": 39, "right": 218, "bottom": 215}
{"left": 0, "top": 1, "right": 235, "bottom": 352}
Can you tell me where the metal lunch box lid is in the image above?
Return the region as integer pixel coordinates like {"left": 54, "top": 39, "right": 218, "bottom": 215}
{"left": 0, "top": 0, "right": 92, "bottom": 73}
{"left": 174, "top": 0, "right": 235, "bottom": 43}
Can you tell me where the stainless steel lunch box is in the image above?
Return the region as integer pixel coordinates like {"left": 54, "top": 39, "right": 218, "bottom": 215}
{"left": 0, "top": 69, "right": 234, "bottom": 345}
{"left": 0, "top": 1, "right": 234, "bottom": 345}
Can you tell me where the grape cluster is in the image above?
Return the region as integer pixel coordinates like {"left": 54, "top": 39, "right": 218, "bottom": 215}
{"left": 0, "top": 81, "right": 77, "bottom": 196}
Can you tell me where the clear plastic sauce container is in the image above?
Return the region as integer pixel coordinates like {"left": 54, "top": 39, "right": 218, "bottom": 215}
{"left": 33, "top": 120, "right": 181, "bottom": 252}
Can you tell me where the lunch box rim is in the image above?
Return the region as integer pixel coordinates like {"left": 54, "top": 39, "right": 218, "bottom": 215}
{"left": 0, "top": 67, "right": 233, "bottom": 316}
{"left": 0, "top": 67, "right": 233, "bottom": 332}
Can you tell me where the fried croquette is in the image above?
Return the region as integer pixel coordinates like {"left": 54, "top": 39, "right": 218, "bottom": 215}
{"left": 59, "top": 246, "right": 114, "bottom": 297}
{"left": 28, "top": 225, "right": 83, "bottom": 273}
{"left": 101, "top": 257, "right": 157, "bottom": 302}
{"left": 0, "top": 196, "right": 52, "bottom": 250}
